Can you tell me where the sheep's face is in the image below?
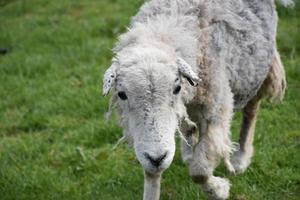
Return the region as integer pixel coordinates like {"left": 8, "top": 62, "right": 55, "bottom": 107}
{"left": 103, "top": 48, "right": 199, "bottom": 174}
{"left": 117, "top": 64, "right": 181, "bottom": 173}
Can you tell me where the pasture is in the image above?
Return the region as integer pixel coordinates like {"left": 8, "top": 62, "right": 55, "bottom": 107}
{"left": 0, "top": 0, "right": 299, "bottom": 199}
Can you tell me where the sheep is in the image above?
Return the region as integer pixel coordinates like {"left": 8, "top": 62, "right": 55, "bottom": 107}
{"left": 102, "top": 0, "right": 290, "bottom": 199}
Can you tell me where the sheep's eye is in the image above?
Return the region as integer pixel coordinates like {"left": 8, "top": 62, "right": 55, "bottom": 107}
{"left": 173, "top": 85, "right": 181, "bottom": 95}
{"left": 118, "top": 91, "right": 128, "bottom": 100}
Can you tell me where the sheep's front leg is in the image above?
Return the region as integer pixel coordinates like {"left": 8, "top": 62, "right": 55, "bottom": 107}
{"left": 189, "top": 108, "right": 234, "bottom": 200}
{"left": 143, "top": 171, "right": 161, "bottom": 200}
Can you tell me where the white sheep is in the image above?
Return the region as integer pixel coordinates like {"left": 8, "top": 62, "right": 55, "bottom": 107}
{"left": 102, "top": 0, "right": 290, "bottom": 199}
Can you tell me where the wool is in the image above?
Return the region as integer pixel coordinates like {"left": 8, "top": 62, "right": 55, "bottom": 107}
{"left": 103, "top": 0, "right": 289, "bottom": 199}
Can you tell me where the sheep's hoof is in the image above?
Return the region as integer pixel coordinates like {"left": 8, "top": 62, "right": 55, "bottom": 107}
{"left": 202, "top": 176, "right": 230, "bottom": 200}
{"left": 230, "top": 148, "right": 253, "bottom": 174}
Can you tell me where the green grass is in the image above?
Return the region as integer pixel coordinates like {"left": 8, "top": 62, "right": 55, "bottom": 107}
{"left": 0, "top": 0, "right": 299, "bottom": 199}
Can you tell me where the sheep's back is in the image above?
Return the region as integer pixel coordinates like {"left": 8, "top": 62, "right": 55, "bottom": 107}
{"left": 204, "top": 0, "right": 277, "bottom": 109}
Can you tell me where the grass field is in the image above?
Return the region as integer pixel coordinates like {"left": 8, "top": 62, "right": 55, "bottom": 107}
{"left": 0, "top": 0, "right": 299, "bottom": 199}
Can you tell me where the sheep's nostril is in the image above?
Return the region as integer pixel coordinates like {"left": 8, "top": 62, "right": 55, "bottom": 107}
{"left": 144, "top": 152, "right": 168, "bottom": 168}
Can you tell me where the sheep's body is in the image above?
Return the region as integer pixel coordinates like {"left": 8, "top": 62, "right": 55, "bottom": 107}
{"left": 128, "top": 0, "right": 276, "bottom": 111}
{"left": 103, "top": 0, "right": 288, "bottom": 199}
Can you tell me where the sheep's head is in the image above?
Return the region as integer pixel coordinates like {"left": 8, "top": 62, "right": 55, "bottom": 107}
{"left": 103, "top": 47, "right": 200, "bottom": 174}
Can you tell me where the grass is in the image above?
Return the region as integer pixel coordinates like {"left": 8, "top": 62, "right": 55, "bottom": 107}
{"left": 0, "top": 0, "right": 299, "bottom": 199}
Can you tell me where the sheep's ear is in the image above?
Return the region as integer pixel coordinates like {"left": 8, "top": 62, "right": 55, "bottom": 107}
{"left": 177, "top": 58, "right": 201, "bottom": 86}
{"left": 103, "top": 64, "right": 117, "bottom": 96}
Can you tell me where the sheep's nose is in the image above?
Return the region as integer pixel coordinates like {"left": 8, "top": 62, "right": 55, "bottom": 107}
{"left": 144, "top": 152, "right": 168, "bottom": 168}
